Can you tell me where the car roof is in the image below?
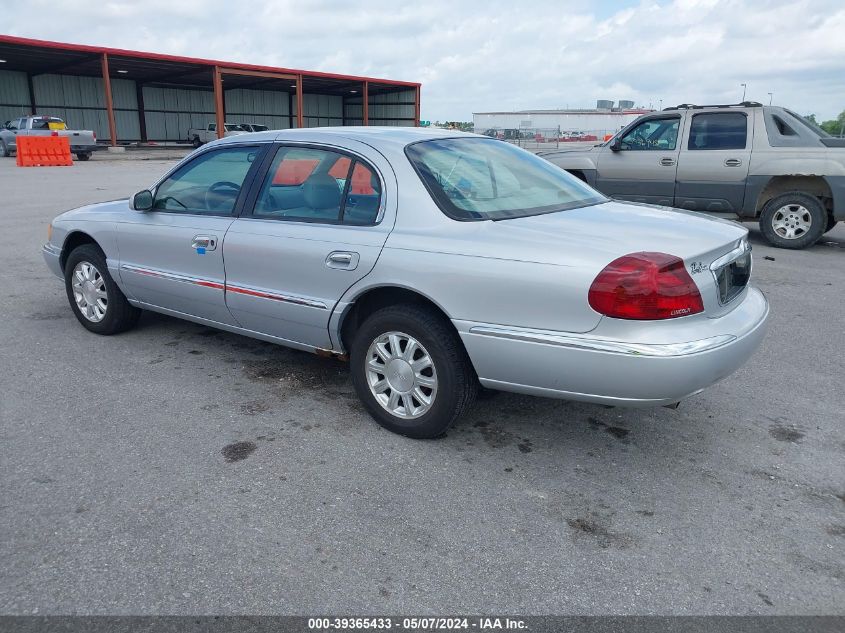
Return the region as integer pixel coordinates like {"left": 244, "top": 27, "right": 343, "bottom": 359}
{"left": 211, "top": 126, "right": 481, "bottom": 150}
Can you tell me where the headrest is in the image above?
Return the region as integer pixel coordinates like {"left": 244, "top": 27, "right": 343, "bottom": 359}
{"left": 302, "top": 173, "right": 341, "bottom": 210}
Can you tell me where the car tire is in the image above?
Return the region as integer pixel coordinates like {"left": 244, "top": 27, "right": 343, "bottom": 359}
{"left": 75, "top": 152, "right": 91, "bottom": 161}
{"left": 0, "top": 140, "right": 11, "bottom": 158}
{"left": 759, "top": 192, "right": 826, "bottom": 249}
{"left": 192, "top": 137, "right": 201, "bottom": 149}
{"left": 64, "top": 244, "right": 141, "bottom": 335}
{"left": 350, "top": 303, "right": 477, "bottom": 439}
{"left": 824, "top": 214, "right": 839, "bottom": 234}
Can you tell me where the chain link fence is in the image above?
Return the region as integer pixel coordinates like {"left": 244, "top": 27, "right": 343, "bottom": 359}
{"left": 477, "top": 127, "right": 621, "bottom": 150}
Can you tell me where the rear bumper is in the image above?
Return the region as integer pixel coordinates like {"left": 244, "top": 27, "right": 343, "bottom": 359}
{"left": 456, "top": 286, "right": 769, "bottom": 407}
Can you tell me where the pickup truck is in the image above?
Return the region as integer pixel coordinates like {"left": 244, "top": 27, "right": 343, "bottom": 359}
{"left": 1, "top": 116, "right": 99, "bottom": 161}
{"left": 187, "top": 123, "right": 247, "bottom": 148}
{"left": 541, "top": 103, "right": 845, "bottom": 249}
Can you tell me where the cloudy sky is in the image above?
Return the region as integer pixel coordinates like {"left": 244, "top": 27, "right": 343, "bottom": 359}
{"left": 4, "top": 0, "right": 844, "bottom": 121}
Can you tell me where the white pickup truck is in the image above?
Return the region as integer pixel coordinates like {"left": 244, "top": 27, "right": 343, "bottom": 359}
{"left": 0, "top": 116, "right": 99, "bottom": 160}
{"left": 187, "top": 123, "right": 247, "bottom": 148}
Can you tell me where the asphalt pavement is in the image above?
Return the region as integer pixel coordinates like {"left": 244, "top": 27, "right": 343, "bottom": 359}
{"left": 0, "top": 155, "right": 843, "bottom": 615}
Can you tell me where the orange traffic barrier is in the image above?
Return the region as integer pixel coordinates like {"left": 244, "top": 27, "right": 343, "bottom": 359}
{"left": 16, "top": 136, "right": 73, "bottom": 167}
{"left": 603, "top": 133, "right": 613, "bottom": 141}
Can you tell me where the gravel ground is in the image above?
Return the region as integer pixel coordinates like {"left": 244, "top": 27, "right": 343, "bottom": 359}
{"left": 0, "top": 157, "right": 843, "bottom": 615}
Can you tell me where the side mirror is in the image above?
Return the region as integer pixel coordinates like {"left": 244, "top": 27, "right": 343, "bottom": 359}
{"left": 609, "top": 138, "right": 622, "bottom": 151}
{"left": 131, "top": 189, "right": 153, "bottom": 211}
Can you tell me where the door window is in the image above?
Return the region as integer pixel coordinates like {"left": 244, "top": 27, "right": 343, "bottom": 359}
{"left": 688, "top": 113, "right": 747, "bottom": 150}
{"left": 153, "top": 146, "right": 259, "bottom": 215}
{"left": 253, "top": 146, "right": 382, "bottom": 225}
{"left": 618, "top": 117, "right": 680, "bottom": 150}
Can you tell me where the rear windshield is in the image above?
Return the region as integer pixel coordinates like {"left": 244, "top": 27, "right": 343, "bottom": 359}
{"left": 405, "top": 137, "right": 606, "bottom": 221}
{"left": 31, "top": 117, "right": 65, "bottom": 130}
{"left": 224, "top": 124, "right": 244, "bottom": 132}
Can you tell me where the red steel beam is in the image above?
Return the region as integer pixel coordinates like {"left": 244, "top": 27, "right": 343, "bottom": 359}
{"left": 296, "top": 74, "right": 304, "bottom": 129}
{"left": 362, "top": 81, "right": 368, "bottom": 126}
{"left": 100, "top": 53, "right": 117, "bottom": 146}
{"left": 0, "top": 35, "right": 421, "bottom": 89}
{"left": 213, "top": 66, "right": 225, "bottom": 139}
{"left": 414, "top": 85, "right": 421, "bottom": 127}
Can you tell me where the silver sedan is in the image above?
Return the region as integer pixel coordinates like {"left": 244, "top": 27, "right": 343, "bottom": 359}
{"left": 43, "top": 128, "right": 769, "bottom": 438}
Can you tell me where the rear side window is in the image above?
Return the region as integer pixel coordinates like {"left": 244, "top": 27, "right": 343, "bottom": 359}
{"left": 253, "top": 146, "right": 381, "bottom": 225}
{"left": 688, "top": 113, "right": 747, "bottom": 150}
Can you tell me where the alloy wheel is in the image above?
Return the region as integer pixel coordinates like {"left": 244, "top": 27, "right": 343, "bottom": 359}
{"left": 71, "top": 261, "right": 108, "bottom": 322}
{"left": 772, "top": 204, "right": 812, "bottom": 240}
{"left": 365, "top": 331, "right": 438, "bottom": 419}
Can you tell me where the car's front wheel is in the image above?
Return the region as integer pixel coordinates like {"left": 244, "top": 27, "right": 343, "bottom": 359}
{"left": 759, "top": 192, "right": 826, "bottom": 249}
{"left": 64, "top": 244, "right": 141, "bottom": 334}
{"left": 0, "top": 140, "right": 10, "bottom": 157}
{"left": 350, "top": 304, "right": 477, "bottom": 439}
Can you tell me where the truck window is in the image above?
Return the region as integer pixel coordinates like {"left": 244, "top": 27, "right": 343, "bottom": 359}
{"left": 618, "top": 117, "right": 680, "bottom": 150}
{"left": 688, "top": 113, "right": 747, "bottom": 150}
{"left": 208, "top": 123, "right": 216, "bottom": 131}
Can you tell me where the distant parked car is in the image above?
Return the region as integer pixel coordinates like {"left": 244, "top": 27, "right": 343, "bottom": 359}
{"left": 1, "top": 115, "right": 98, "bottom": 160}
{"left": 42, "top": 128, "right": 768, "bottom": 438}
{"left": 541, "top": 103, "right": 845, "bottom": 249}
{"left": 239, "top": 123, "right": 270, "bottom": 133}
{"left": 187, "top": 122, "right": 247, "bottom": 148}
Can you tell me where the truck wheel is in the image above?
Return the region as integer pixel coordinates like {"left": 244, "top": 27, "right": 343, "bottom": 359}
{"left": 0, "top": 140, "right": 9, "bottom": 157}
{"left": 75, "top": 152, "right": 91, "bottom": 161}
{"left": 759, "top": 192, "right": 826, "bottom": 249}
{"left": 192, "top": 137, "right": 201, "bottom": 149}
{"left": 350, "top": 304, "right": 477, "bottom": 439}
{"left": 824, "top": 215, "right": 839, "bottom": 234}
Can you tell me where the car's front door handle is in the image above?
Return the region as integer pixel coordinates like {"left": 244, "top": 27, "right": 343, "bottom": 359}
{"left": 660, "top": 157, "right": 676, "bottom": 166}
{"left": 326, "top": 251, "right": 359, "bottom": 270}
{"left": 724, "top": 158, "right": 742, "bottom": 167}
{"left": 191, "top": 235, "right": 217, "bottom": 252}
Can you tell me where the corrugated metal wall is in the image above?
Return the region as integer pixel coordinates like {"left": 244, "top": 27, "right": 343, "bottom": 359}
{"left": 0, "top": 70, "right": 31, "bottom": 123}
{"left": 143, "top": 86, "right": 214, "bottom": 141}
{"left": 225, "top": 88, "right": 292, "bottom": 130}
{"left": 344, "top": 88, "right": 416, "bottom": 126}
{"left": 297, "top": 93, "right": 343, "bottom": 128}
{"left": 31, "top": 74, "right": 139, "bottom": 141}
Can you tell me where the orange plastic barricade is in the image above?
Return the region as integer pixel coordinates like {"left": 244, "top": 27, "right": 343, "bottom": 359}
{"left": 16, "top": 135, "right": 73, "bottom": 167}
{"left": 603, "top": 133, "right": 614, "bottom": 142}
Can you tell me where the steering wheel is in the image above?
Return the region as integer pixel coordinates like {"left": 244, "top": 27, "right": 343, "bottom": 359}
{"left": 205, "top": 181, "right": 241, "bottom": 211}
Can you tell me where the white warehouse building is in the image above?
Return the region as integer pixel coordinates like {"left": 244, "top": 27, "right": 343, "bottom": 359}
{"left": 473, "top": 104, "right": 653, "bottom": 138}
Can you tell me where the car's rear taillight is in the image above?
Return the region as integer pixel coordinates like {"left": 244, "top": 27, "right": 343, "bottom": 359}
{"left": 588, "top": 252, "right": 704, "bottom": 320}
{"left": 50, "top": 130, "right": 58, "bottom": 137}
{"left": 93, "top": 132, "right": 96, "bottom": 141}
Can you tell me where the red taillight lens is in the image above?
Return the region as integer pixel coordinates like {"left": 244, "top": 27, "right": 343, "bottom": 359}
{"left": 93, "top": 132, "right": 96, "bottom": 140}
{"left": 588, "top": 252, "right": 704, "bottom": 320}
{"left": 51, "top": 130, "right": 58, "bottom": 136}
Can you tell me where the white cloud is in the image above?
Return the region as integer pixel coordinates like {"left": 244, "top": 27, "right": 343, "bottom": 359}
{"left": 4, "top": 0, "right": 844, "bottom": 121}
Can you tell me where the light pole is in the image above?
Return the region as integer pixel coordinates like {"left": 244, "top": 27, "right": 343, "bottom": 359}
{"left": 741, "top": 83, "right": 747, "bottom": 102}
{"left": 659, "top": 99, "right": 663, "bottom": 110}
{"left": 768, "top": 92, "right": 773, "bottom": 105}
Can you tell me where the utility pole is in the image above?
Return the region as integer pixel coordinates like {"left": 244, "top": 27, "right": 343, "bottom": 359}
{"left": 767, "top": 92, "right": 773, "bottom": 105}
{"left": 741, "top": 83, "right": 747, "bottom": 102}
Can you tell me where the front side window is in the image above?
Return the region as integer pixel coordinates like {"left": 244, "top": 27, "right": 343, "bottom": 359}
{"left": 618, "top": 117, "right": 680, "bottom": 150}
{"left": 253, "top": 146, "right": 382, "bottom": 225}
{"left": 153, "top": 146, "right": 259, "bottom": 215}
{"left": 688, "top": 113, "right": 747, "bottom": 150}
{"left": 405, "top": 137, "right": 605, "bottom": 221}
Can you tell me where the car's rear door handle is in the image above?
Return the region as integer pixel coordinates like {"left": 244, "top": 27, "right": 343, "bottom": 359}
{"left": 660, "top": 157, "right": 676, "bottom": 166}
{"left": 326, "top": 251, "right": 359, "bottom": 270}
{"left": 191, "top": 235, "right": 217, "bottom": 252}
{"left": 725, "top": 158, "right": 742, "bottom": 167}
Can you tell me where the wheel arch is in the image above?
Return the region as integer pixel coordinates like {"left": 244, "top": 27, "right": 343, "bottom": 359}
{"left": 336, "top": 284, "right": 459, "bottom": 354}
{"left": 60, "top": 231, "right": 103, "bottom": 272}
{"left": 752, "top": 175, "right": 833, "bottom": 216}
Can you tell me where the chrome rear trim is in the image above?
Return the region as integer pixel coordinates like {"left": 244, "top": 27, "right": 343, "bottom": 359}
{"left": 468, "top": 326, "right": 736, "bottom": 357}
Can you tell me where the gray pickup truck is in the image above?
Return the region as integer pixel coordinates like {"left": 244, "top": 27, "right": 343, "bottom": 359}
{"left": 1, "top": 116, "right": 99, "bottom": 161}
{"left": 541, "top": 103, "right": 845, "bottom": 249}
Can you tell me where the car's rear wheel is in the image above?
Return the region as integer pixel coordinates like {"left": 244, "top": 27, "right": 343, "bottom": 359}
{"left": 75, "top": 152, "right": 91, "bottom": 161}
{"left": 759, "top": 192, "right": 826, "bottom": 249}
{"left": 192, "top": 136, "right": 201, "bottom": 148}
{"left": 0, "top": 140, "right": 9, "bottom": 157}
{"left": 64, "top": 244, "right": 141, "bottom": 335}
{"left": 350, "top": 304, "right": 477, "bottom": 439}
